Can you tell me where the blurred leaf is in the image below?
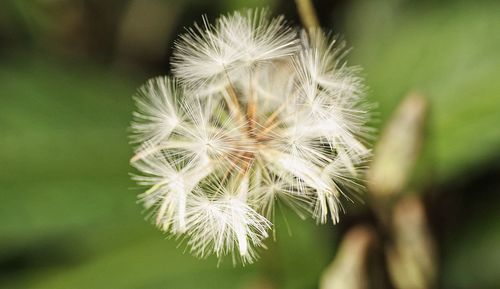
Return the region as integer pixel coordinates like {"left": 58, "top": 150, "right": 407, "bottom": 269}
{"left": 0, "top": 54, "right": 136, "bottom": 238}
{"left": 347, "top": 0, "right": 500, "bottom": 183}
{"left": 220, "top": 0, "right": 278, "bottom": 12}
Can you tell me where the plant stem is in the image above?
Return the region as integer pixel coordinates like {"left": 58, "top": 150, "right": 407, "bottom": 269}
{"left": 295, "top": 0, "right": 320, "bottom": 30}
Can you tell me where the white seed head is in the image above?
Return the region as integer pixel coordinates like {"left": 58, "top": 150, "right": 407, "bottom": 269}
{"left": 185, "top": 187, "right": 271, "bottom": 265}
{"left": 171, "top": 9, "right": 299, "bottom": 92}
{"left": 130, "top": 9, "right": 371, "bottom": 265}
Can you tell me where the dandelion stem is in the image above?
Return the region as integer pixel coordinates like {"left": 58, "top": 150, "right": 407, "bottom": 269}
{"left": 247, "top": 70, "right": 257, "bottom": 135}
{"left": 295, "top": 0, "right": 320, "bottom": 30}
{"left": 222, "top": 68, "right": 244, "bottom": 120}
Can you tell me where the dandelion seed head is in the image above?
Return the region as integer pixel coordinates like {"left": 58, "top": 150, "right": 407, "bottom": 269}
{"left": 130, "top": 9, "right": 372, "bottom": 264}
{"left": 172, "top": 9, "right": 299, "bottom": 91}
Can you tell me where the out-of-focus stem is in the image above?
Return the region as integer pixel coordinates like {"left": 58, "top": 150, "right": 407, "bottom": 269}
{"left": 320, "top": 226, "right": 378, "bottom": 289}
{"left": 295, "top": 0, "right": 320, "bottom": 30}
{"left": 386, "top": 196, "right": 437, "bottom": 289}
{"left": 367, "top": 92, "right": 428, "bottom": 199}
{"left": 223, "top": 68, "right": 245, "bottom": 124}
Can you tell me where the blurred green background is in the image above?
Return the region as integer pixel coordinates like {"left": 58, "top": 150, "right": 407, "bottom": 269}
{"left": 1, "top": 0, "right": 499, "bottom": 288}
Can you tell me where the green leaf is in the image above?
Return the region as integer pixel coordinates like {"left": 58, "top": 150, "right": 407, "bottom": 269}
{"left": 346, "top": 0, "right": 500, "bottom": 182}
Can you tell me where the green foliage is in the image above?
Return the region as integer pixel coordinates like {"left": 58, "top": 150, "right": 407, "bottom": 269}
{"left": 347, "top": 0, "right": 500, "bottom": 182}
{"left": 220, "top": 0, "right": 278, "bottom": 12}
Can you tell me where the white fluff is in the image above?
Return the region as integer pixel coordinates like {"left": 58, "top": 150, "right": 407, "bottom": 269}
{"left": 130, "top": 9, "right": 371, "bottom": 264}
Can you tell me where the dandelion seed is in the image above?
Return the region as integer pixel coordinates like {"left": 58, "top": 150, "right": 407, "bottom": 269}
{"left": 185, "top": 184, "right": 271, "bottom": 265}
{"left": 130, "top": 8, "right": 372, "bottom": 264}
{"left": 171, "top": 9, "right": 299, "bottom": 91}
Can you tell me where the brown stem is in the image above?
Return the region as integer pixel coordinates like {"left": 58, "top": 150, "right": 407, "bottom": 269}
{"left": 247, "top": 71, "right": 257, "bottom": 135}
{"left": 295, "top": 0, "right": 320, "bottom": 30}
{"left": 223, "top": 68, "right": 245, "bottom": 124}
